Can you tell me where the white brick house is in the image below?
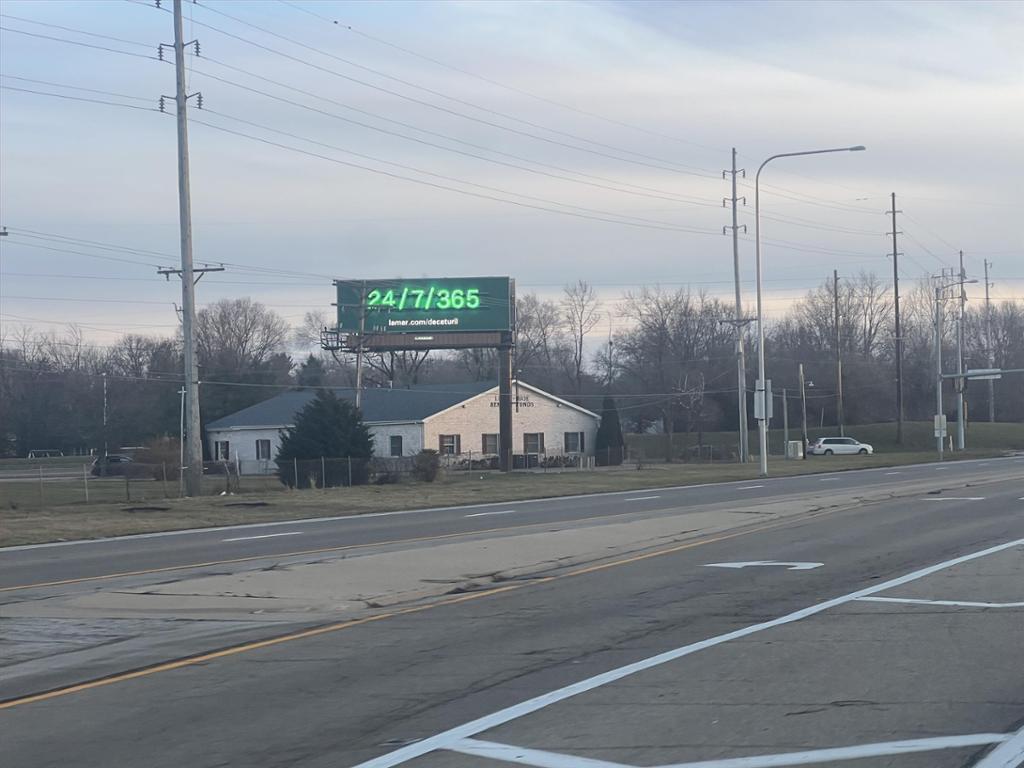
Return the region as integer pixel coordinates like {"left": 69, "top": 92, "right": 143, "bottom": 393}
{"left": 206, "top": 380, "right": 599, "bottom": 474}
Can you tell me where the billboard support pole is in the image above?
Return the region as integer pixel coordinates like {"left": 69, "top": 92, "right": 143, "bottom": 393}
{"left": 354, "top": 281, "right": 366, "bottom": 410}
{"left": 499, "top": 338, "right": 513, "bottom": 473}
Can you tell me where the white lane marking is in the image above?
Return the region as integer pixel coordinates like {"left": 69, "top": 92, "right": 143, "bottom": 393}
{"left": 448, "top": 733, "right": 1014, "bottom": 768}
{"left": 221, "top": 531, "right": 303, "bottom": 542}
{"left": 352, "top": 537, "right": 1024, "bottom": 768}
{"left": 704, "top": 561, "right": 823, "bottom": 571}
{"left": 818, "top": 478, "right": 837, "bottom": 482}
{"left": 624, "top": 495, "right": 661, "bottom": 502}
{"left": 737, "top": 485, "right": 764, "bottom": 490}
{"left": 975, "top": 721, "right": 1024, "bottom": 768}
{"left": 451, "top": 738, "right": 630, "bottom": 767}
{"left": 922, "top": 496, "right": 986, "bottom": 501}
{"left": 464, "top": 510, "right": 516, "bottom": 518}
{"left": 10, "top": 455, "right": 1020, "bottom": 551}
{"left": 856, "top": 596, "right": 1024, "bottom": 609}
{"left": 884, "top": 471, "right": 902, "bottom": 475}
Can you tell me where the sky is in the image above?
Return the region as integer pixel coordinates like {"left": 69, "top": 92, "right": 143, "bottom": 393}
{"left": 1, "top": 0, "right": 1022, "bottom": 350}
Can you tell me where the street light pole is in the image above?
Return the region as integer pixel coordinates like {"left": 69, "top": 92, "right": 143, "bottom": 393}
{"left": 799, "top": 363, "right": 809, "bottom": 458}
{"left": 754, "top": 145, "right": 865, "bottom": 477}
{"left": 934, "top": 277, "right": 977, "bottom": 460}
{"left": 935, "top": 286, "right": 945, "bottom": 461}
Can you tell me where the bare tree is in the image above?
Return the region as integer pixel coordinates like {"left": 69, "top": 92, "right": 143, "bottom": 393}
{"left": 562, "top": 280, "right": 602, "bottom": 394}
{"left": 365, "top": 350, "right": 431, "bottom": 387}
{"left": 195, "top": 298, "right": 289, "bottom": 370}
{"left": 515, "top": 293, "right": 570, "bottom": 390}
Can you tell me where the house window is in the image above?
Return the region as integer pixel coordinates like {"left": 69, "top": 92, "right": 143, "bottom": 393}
{"left": 256, "top": 439, "right": 271, "bottom": 460}
{"left": 481, "top": 433, "right": 498, "bottom": 454}
{"left": 439, "top": 434, "right": 461, "bottom": 455}
{"left": 564, "top": 431, "right": 584, "bottom": 453}
{"left": 390, "top": 435, "right": 403, "bottom": 457}
{"left": 523, "top": 432, "right": 544, "bottom": 454}
{"left": 215, "top": 440, "right": 230, "bottom": 461}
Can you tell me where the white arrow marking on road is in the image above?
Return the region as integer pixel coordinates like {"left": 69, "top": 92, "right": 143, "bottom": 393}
{"left": 222, "top": 531, "right": 303, "bottom": 542}
{"left": 704, "top": 561, "right": 824, "bottom": 571}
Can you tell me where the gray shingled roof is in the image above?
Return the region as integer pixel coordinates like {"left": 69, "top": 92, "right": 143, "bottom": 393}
{"left": 206, "top": 381, "right": 495, "bottom": 430}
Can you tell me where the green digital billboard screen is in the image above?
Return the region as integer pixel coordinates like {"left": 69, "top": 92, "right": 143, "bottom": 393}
{"left": 335, "top": 277, "right": 513, "bottom": 336}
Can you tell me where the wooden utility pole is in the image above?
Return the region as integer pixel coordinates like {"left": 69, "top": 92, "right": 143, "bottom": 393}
{"left": 887, "top": 193, "right": 904, "bottom": 443}
{"left": 833, "top": 269, "right": 844, "bottom": 436}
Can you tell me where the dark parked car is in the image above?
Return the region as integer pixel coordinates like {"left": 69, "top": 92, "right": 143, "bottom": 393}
{"left": 90, "top": 454, "right": 134, "bottom": 476}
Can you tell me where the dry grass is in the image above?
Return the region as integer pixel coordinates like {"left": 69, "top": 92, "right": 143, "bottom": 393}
{"left": 0, "top": 450, "right": 1004, "bottom": 547}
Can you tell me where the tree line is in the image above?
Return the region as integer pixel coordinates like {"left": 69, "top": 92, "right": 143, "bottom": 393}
{"left": 2, "top": 273, "right": 1022, "bottom": 457}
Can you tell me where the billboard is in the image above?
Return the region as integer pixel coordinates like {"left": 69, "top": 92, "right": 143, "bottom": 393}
{"left": 335, "top": 277, "right": 513, "bottom": 337}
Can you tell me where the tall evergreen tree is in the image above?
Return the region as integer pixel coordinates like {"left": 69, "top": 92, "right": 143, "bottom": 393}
{"left": 296, "top": 354, "right": 327, "bottom": 388}
{"left": 275, "top": 390, "right": 373, "bottom": 487}
{"left": 595, "top": 396, "right": 625, "bottom": 466}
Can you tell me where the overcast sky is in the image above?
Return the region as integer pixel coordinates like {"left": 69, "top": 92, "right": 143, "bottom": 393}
{"left": 1, "top": 0, "right": 1022, "bottom": 347}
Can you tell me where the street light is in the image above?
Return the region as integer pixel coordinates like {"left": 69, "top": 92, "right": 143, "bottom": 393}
{"left": 754, "top": 145, "right": 865, "bottom": 477}
{"left": 933, "top": 277, "right": 978, "bottom": 460}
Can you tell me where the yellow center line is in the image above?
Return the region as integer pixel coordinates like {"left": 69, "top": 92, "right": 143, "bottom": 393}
{"left": 0, "top": 516, "right": 796, "bottom": 710}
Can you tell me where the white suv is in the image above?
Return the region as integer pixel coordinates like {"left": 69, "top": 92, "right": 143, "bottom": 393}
{"left": 808, "top": 437, "right": 874, "bottom": 456}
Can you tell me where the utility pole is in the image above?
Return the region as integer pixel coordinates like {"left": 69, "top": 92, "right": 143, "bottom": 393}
{"left": 887, "top": 193, "right": 904, "bottom": 444}
{"left": 799, "top": 363, "right": 808, "bottom": 458}
{"left": 984, "top": 259, "right": 995, "bottom": 422}
{"left": 956, "top": 250, "right": 966, "bottom": 451}
{"left": 781, "top": 387, "right": 789, "bottom": 454}
{"left": 833, "top": 269, "right": 844, "bottom": 436}
{"left": 170, "top": 0, "right": 202, "bottom": 495}
{"left": 723, "top": 148, "right": 749, "bottom": 463}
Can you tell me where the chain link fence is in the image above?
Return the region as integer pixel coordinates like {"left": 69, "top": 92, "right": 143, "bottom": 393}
{"left": 0, "top": 449, "right": 597, "bottom": 510}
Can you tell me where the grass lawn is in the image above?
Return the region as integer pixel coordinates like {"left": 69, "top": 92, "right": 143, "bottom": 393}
{"left": 0, "top": 449, "right": 1009, "bottom": 547}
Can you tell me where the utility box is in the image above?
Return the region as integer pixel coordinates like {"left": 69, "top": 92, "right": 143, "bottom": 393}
{"left": 785, "top": 440, "right": 804, "bottom": 460}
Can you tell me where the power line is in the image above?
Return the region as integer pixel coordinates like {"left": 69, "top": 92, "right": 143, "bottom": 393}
{"left": 0, "top": 25, "right": 157, "bottom": 60}
{"left": 190, "top": 0, "right": 722, "bottom": 178}
{"left": 901, "top": 211, "right": 960, "bottom": 255}
{"left": 191, "top": 61, "right": 724, "bottom": 210}
{"left": 0, "top": 84, "right": 158, "bottom": 112}
{"left": 190, "top": 113, "right": 724, "bottom": 236}
{"left": 9, "top": 229, "right": 177, "bottom": 259}
{"left": 2, "top": 295, "right": 176, "bottom": 306}
{"left": 145, "top": 4, "right": 718, "bottom": 180}
{"left": 1, "top": 74, "right": 153, "bottom": 102}
{"left": 738, "top": 179, "right": 878, "bottom": 216}
{"left": 2, "top": 237, "right": 167, "bottom": 268}
{"left": 900, "top": 227, "right": 954, "bottom": 269}
{"left": 738, "top": 207, "right": 882, "bottom": 236}
{"left": 0, "top": 13, "right": 152, "bottom": 47}
{"left": 275, "top": 0, "right": 726, "bottom": 157}
{"left": 6, "top": 82, "right": 722, "bottom": 236}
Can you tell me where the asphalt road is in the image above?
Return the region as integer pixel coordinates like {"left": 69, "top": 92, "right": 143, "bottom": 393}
{"left": 1, "top": 458, "right": 1022, "bottom": 768}
{"left": 1, "top": 456, "right": 1020, "bottom": 590}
